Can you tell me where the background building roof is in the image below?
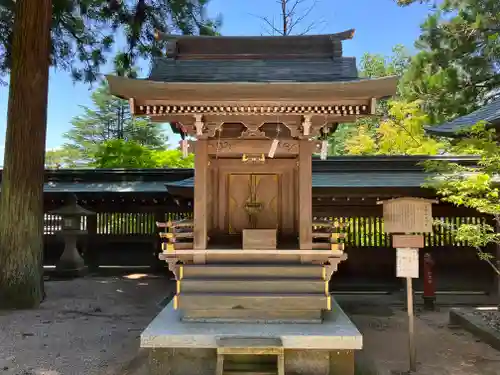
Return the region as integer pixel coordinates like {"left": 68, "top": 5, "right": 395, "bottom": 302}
{"left": 4, "top": 156, "right": 477, "bottom": 193}
{"left": 426, "top": 97, "right": 500, "bottom": 137}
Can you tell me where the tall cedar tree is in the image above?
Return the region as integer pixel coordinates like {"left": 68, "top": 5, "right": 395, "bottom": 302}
{"left": 0, "top": 0, "right": 52, "bottom": 308}
{"left": 0, "top": 0, "right": 219, "bottom": 308}
{"left": 62, "top": 82, "right": 168, "bottom": 164}
{"left": 396, "top": 0, "right": 500, "bottom": 124}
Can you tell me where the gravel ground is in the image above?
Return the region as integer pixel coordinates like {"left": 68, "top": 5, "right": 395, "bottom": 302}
{"left": 1, "top": 278, "right": 499, "bottom": 375}
{"left": 353, "top": 307, "right": 500, "bottom": 375}
{"left": 0, "top": 275, "right": 173, "bottom": 375}
{"left": 472, "top": 309, "right": 500, "bottom": 332}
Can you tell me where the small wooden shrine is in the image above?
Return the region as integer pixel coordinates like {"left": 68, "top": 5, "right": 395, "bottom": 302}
{"left": 107, "top": 31, "right": 397, "bottom": 324}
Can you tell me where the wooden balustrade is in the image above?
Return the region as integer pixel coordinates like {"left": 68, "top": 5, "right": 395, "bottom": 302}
{"left": 312, "top": 219, "right": 348, "bottom": 251}
{"left": 157, "top": 219, "right": 194, "bottom": 251}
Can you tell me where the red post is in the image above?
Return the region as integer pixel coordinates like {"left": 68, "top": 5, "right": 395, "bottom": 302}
{"left": 422, "top": 252, "right": 436, "bottom": 310}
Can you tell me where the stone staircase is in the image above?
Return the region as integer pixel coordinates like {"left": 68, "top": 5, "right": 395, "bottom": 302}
{"left": 174, "top": 263, "right": 331, "bottom": 323}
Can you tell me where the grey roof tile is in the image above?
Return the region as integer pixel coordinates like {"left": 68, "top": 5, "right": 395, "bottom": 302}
{"left": 311, "top": 172, "right": 432, "bottom": 188}
{"left": 165, "top": 172, "right": 431, "bottom": 189}
{"left": 427, "top": 97, "right": 500, "bottom": 136}
{"left": 148, "top": 57, "right": 358, "bottom": 83}
{"left": 43, "top": 181, "right": 168, "bottom": 193}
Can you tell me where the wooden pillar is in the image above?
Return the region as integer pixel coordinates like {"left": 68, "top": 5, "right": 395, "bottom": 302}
{"left": 298, "top": 140, "right": 313, "bottom": 249}
{"left": 193, "top": 140, "right": 208, "bottom": 249}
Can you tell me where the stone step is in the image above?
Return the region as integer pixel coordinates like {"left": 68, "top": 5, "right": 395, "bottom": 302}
{"left": 176, "top": 293, "right": 330, "bottom": 311}
{"left": 180, "top": 279, "right": 326, "bottom": 294}
{"left": 224, "top": 371, "right": 276, "bottom": 375}
{"left": 181, "top": 264, "right": 325, "bottom": 279}
{"left": 182, "top": 309, "right": 322, "bottom": 323}
{"left": 223, "top": 362, "right": 278, "bottom": 375}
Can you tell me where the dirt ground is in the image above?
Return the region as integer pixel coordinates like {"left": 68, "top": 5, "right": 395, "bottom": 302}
{"left": 1, "top": 276, "right": 500, "bottom": 375}
{"left": 349, "top": 305, "right": 500, "bottom": 375}
{"left": 0, "top": 275, "right": 172, "bottom": 375}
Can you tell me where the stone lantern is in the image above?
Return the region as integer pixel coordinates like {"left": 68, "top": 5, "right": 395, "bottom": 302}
{"left": 49, "top": 194, "right": 95, "bottom": 277}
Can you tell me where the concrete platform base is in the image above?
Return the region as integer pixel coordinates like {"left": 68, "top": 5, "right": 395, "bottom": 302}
{"left": 141, "top": 298, "right": 362, "bottom": 375}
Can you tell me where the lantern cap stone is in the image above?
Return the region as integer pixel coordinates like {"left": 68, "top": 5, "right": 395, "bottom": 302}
{"left": 49, "top": 200, "right": 95, "bottom": 216}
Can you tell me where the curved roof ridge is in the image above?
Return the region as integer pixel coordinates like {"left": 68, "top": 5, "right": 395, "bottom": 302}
{"left": 154, "top": 29, "right": 355, "bottom": 42}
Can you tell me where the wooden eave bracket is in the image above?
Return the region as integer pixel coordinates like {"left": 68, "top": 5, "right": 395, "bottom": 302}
{"left": 193, "top": 114, "right": 205, "bottom": 137}
{"left": 369, "top": 98, "right": 377, "bottom": 115}
{"left": 301, "top": 114, "right": 313, "bottom": 137}
{"left": 129, "top": 98, "right": 136, "bottom": 115}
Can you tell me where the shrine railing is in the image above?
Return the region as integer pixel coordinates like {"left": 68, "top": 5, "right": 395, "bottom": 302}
{"left": 311, "top": 219, "right": 348, "bottom": 251}
{"left": 157, "top": 218, "right": 194, "bottom": 252}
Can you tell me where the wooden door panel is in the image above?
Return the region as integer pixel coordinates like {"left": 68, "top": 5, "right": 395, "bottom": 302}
{"left": 254, "top": 174, "right": 279, "bottom": 229}
{"left": 227, "top": 174, "right": 251, "bottom": 233}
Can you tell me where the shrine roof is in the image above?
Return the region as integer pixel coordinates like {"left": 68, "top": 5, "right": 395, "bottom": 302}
{"left": 426, "top": 97, "right": 500, "bottom": 137}
{"left": 107, "top": 29, "right": 399, "bottom": 99}
{"left": 154, "top": 29, "right": 355, "bottom": 42}
{"left": 153, "top": 29, "right": 355, "bottom": 59}
{"left": 147, "top": 57, "right": 358, "bottom": 83}
{"left": 106, "top": 75, "right": 398, "bottom": 101}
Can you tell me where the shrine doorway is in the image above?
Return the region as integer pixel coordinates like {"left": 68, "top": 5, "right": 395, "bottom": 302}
{"left": 227, "top": 173, "right": 280, "bottom": 234}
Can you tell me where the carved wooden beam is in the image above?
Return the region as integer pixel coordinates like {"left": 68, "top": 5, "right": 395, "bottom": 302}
{"left": 187, "top": 139, "right": 322, "bottom": 156}
{"left": 134, "top": 104, "right": 370, "bottom": 117}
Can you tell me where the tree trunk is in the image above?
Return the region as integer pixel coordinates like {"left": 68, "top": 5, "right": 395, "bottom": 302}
{"left": 0, "top": 0, "right": 52, "bottom": 308}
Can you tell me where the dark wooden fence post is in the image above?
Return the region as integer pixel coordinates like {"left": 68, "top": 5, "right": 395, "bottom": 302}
{"left": 86, "top": 213, "right": 98, "bottom": 271}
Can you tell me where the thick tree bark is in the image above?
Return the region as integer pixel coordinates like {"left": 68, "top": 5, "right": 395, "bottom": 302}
{"left": 0, "top": 0, "right": 52, "bottom": 308}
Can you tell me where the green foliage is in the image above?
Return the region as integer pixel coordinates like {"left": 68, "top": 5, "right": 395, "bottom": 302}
{"left": 152, "top": 149, "right": 194, "bottom": 168}
{"left": 345, "top": 100, "right": 446, "bottom": 155}
{"left": 0, "top": 0, "right": 221, "bottom": 82}
{"left": 92, "top": 139, "right": 194, "bottom": 168}
{"left": 400, "top": 0, "right": 500, "bottom": 124}
{"left": 359, "top": 45, "right": 411, "bottom": 82}
{"left": 329, "top": 45, "right": 412, "bottom": 155}
{"left": 423, "top": 123, "right": 500, "bottom": 275}
{"left": 92, "top": 139, "right": 158, "bottom": 168}
{"left": 45, "top": 148, "right": 84, "bottom": 168}
{"left": 61, "top": 82, "right": 168, "bottom": 164}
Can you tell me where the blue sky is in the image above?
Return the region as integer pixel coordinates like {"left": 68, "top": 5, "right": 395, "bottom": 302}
{"left": 0, "top": 0, "right": 437, "bottom": 164}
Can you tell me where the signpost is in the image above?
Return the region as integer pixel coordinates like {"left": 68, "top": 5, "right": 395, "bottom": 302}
{"left": 396, "top": 247, "right": 419, "bottom": 372}
{"left": 378, "top": 197, "right": 436, "bottom": 373}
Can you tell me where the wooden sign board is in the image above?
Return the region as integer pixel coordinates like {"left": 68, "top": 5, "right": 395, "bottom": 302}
{"left": 392, "top": 234, "right": 424, "bottom": 249}
{"left": 378, "top": 197, "right": 436, "bottom": 234}
{"left": 396, "top": 248, "right": 419, "bottom": 278}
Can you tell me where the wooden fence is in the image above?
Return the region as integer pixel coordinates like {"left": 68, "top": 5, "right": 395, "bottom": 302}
{"left": 43, "top": 208, "right": 495, "bottom": 291}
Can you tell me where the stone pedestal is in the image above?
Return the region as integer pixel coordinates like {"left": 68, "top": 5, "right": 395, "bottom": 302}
{"left": 55, "top": 235, "right": 87, "bottom": 277}
{"left": 141, "top": 298, "right": 361, "bottom": 375}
